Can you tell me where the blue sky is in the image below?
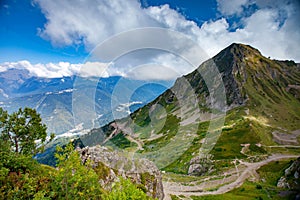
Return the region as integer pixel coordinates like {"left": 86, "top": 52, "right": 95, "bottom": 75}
{"left": 0, "top": 0, "right": 218, "bottom": 63}
{"left": 0, "top": 0, "right": 87, "bottom": 63}
{"left": 0, "top": 0, "right": 299, "bottom": 79}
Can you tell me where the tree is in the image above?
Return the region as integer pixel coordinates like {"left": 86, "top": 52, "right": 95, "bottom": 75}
{"left": 0, "top": 107, "right": 54, "bottom": 155}
{"left": 52, "top": 143, "right": 103, "bottom": 199}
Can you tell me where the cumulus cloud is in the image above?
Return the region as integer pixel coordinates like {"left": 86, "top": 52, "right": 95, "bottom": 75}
{"left": 147, "top": 1, "right": 300, "bottom": 61}
{"left": 216, "top": 0, "right": 249, "bottom": 16}
{"left": 37, "top": 0, "right": 300, "bottom": 61}
{"left": 0, "top": 60, "right": 116, "bottom": 79}
{"left": 126, "top": 63, "right": 181, "bottom": 80}
{"left": 34, "top": 0, "right": 160, "bottom": 48}
{"left": 0, "top": 60, "right": 183, "bottom": 80}
{"left": 78, "top": 62, "right": 110, "bottom": 77}
{"left": 18, "top": 0, "right": 300, "bottom": 79}
{"left": 0, "top": 61, "right": 80, "bottom": 78}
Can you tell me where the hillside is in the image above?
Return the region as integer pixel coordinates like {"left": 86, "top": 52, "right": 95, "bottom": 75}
{"left": 80, "top": 43, "right": 300, "bottom": 155}
{"left": 75, "top": 43, "right": 300, "bottom": 198}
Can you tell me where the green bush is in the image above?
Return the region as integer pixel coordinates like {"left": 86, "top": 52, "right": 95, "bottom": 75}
{"left": 102, "top": 177, "right": 152, "bottom": 200}
{"left": 51, "top": 143, "right": 103, "bottom": 199}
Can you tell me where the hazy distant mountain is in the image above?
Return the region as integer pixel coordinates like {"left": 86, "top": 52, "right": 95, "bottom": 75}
{"left": 0, "top": 71, "right": 172, "bottom": 134}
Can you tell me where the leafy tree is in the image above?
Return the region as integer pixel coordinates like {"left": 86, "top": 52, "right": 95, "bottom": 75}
{"left": 52, "top": 143, "right": 103, "bottom": 199}
{"left": 0, "top": 107, "right": 54, "bottom": 199}
{"left": 0, "top": 107, "right": 155, "bottom": 199}
{"left": 0, "top": 107, "right": 54, "bottom": 155}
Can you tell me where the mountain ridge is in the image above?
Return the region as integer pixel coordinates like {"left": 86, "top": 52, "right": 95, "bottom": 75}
{"left": 35, "top": 43, "right": 300, "bottom": 199}
{"left": 76, "top": 43, "right": 300, "bottom": 170}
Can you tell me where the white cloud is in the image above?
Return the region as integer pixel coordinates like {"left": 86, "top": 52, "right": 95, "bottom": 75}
{"left": 78, "top": 62, "right": 110, "bottom": 77}
{"left": 144, "top": 1, "right": 300, "bottom": 61}
{"left": 0, "top": 60, "right": 101, "bottom": 78}
{"left": 18, "top": 0, "right": 300, "bottom": 80}
{"left": 126, "top": 63, "right": 181, "bottom": 80}
{"left": 0, "top": 60, "right": 182, "bottom": 80}
{"left": 217, "top": 0, "right": 249, "bottom": 16}
{"left": 34, "top": 0, "right": 160, "bottom": 48}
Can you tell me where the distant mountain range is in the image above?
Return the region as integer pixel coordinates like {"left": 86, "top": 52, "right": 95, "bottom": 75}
{"left": 0, "top": 69, "right": 173, "bottom": 134}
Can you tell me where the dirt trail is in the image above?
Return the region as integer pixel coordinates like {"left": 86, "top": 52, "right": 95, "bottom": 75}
{"left": 126, "top": 135, "right": 144, "bottom": 150}
{"left": 163, "top": 154, "right": 298, "bottom": 199}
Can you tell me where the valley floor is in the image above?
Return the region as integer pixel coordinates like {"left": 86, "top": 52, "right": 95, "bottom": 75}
{"left": 162, "top": 154, "right": 299, "bottom": 199}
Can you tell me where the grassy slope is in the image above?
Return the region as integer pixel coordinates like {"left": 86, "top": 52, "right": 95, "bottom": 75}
{"left": 242, "top": 56, "right": 300, "bottom": 131}
{"left": 189, "top": 159, "right": 296, "bottom": 200}
{"left": 77, "top": 44, "right": 300, "bottom": 175}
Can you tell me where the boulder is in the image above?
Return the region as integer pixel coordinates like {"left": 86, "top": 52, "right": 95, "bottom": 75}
{"left": 188, "top": 154, "right": 214, "bottom": 176}
{"left": 277, "top": 157, "right": 300, "bottom": 192}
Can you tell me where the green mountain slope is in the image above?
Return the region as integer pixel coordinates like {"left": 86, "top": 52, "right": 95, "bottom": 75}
{"left": 78, "top": 43, "right": 300, "bottom": 174}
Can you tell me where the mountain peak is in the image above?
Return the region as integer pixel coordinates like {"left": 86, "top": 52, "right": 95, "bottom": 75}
{"left": 211, "top": 43, "right": 262, "bottom": 74}
{"left": 219, "top": 43, "right": 262, "bottom": 58}
{"left": 224, "top": 43, "right": 262, "bottom": 56}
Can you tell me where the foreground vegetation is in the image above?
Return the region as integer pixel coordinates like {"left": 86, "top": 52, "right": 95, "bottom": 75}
{"left": 0, "top": 107, "right": 153, "bottom": 199}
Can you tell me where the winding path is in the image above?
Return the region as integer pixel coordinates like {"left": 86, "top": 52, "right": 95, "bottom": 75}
{"left": 126, "top": 135, "right": 144, "bottom": 150}
{"left": 163, "top": 154, "right": 298, "bottom": 199}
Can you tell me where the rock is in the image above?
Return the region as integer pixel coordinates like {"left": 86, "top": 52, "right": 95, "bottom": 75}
{"left": 188, "top": 154, "right": 214, "bottom": 176}
{"left": 77, "top": 145, "right": 164, "bottom": 200}
{"left": 285, "top": 158, "right": 300, "bottom": 176}
{"left": 277, "top": 157, "right": 300, "bottom": 192}
{"left": 277, "top": 177, "right": 290, "bottom": 188}
{"left": 295, "top": 171, "right": 299, "bottom": 179}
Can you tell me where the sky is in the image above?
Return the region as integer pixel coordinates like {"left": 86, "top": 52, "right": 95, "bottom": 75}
{"left": 0, "top": 0, "right": 299, "bottom": 80}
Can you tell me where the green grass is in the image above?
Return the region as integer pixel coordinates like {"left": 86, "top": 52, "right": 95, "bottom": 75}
{"left": 223, "top": 106, "right": 247, "bottom": 126}
{"left": 161, "top": 122, "right": 207, "bottom": 174}
{"left": 142, "top": 114, "right": 180, "bottom": 152}
{"left": 108, "top": 133, "right": 137, "bottom": 149}
{"left": 101, "top": 49, "right": 300, "bottom": 177}
{"left": 190, "top": 159, "right": 296, "bottom": 200}
{"left": 212, "top": 118, "right": 265, "bottom": 159}
{"left": 267, "top": 146, "right": 300, "bottom": 155}
{"left": 191, "top": 181, "right": 289, "bottom": 200}
{"left": 162, "top": 173, "right": 203, "bottom": 183}
{"left": 243, "top": 63, "right": 300, "bottom": 131}
{"left": 257, "top": 159, "right": 294, "bottom": 186}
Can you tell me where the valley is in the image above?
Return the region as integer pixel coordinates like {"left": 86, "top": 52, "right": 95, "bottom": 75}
{"left": 2, "top": 0, "right": 300, "bottom": 199}
{"left": 69, "top": 43, "right": 300, "bottom": 199}
{"left": 1, "top": 43, "right": 300, "bottom": 199}
{"left": 163, "top": 154, "right": 299, "bottom": 199}
{"left": 0, "top": 74, "right": 172, "bottom": 134}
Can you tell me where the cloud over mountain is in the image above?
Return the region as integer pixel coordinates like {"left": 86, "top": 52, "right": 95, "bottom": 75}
{"left": 0, "top": 60, "right": 82, "bottom": 78}
{"left": 2, "top": 0, "right": 298, "bottom": 80}
{"left": 0, "top": 60, "right": 185, "bottom": 80}
{"left": 34, "top": 0, "right": 300, "bottom": 63}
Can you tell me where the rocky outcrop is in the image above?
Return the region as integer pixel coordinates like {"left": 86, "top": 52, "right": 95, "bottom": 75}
{"left": 188, "top": 154, "right": 214, "bottom": 176}
{"left": 277, "top": 157, "right": 300, "bottom": 192}
{"left": 77, "top": 145, "right": 164, "bottom": 200}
